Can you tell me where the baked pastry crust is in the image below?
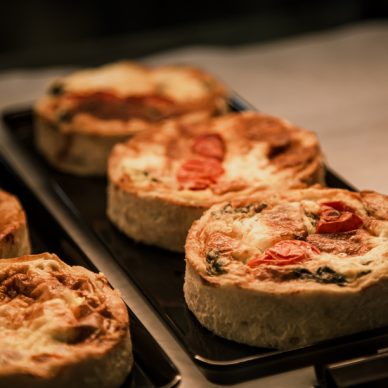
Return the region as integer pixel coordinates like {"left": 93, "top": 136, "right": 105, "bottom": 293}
{"left": 0, "top": 189, "right": 30, "bottom": 258}
{"left": 34, "top": 61, "right": 228, "bottom": 175}
{"left": 184, "top": 187, "right": 388, "bottom": 349}
{"left": 107, "top": 111, "right": 324, "bottom": 251}
{"left": 0, "top": 253, "right": 132, "bottom": 387}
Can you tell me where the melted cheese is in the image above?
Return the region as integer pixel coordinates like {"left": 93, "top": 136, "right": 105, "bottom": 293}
{"left": 222, "top": 145, "right": 275, "bottom": 185}
{"left": 0, "top": 254, "right": 126, "bottom": 373}
{"left": 232, "top": 216, "right": 274, "bottom": 252}
{"left": 193, "top": 188, "right": 388, "bottom": 288}
{"left": 57, "top": 62, "right": 212, "bottom": 103}
{"left": 114, "top": 113, "right": 316, "bottom": 205}
{"left": 152, "top": 68, "right": 208, "bottom": 101}
{"left": 121, "top": 152, "right": 163, "bottom": 173}
{"left": 64, "top": 62, "right": 154, "bottom": 96}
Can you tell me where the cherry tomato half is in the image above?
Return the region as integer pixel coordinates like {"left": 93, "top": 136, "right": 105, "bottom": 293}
{"left": 192, "top": 134, "right": 225, "bottom": 161}
{"left": 316, "top": 201, "right": 363, "bottom": 234}
{"left": 177, "top": 158, "right": 224, "bottom": 190}
{"left": 247, "top": 240, "right": 319, "bottom": 267}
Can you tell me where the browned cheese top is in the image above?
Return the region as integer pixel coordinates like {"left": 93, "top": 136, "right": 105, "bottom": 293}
{"left": 185, "top": 187, "right": 388, "bottom": 292}
{"left": 0, "top": 253, "right": 128, "bottom": 378}
{"left": 35, "top": 61, "right": 228, "bottom": 136}
{"left": 109, "top": 111, "right": 323, "bottom": 207}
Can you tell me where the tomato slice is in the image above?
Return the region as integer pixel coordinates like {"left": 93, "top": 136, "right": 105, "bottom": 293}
{"left": 177, "top": 158, "right": 224, "bottom": 190}
{"left": 247, "top": 240, "right": 319, "bottom": 268}
{"left": 192, "top": 134, "right": 225, "bottom": 161}
{"left": 321, "top": 201, "right": 355, "bottom": 213}
{"left": 316, "top": 201, "right": 363, "bottom": 234}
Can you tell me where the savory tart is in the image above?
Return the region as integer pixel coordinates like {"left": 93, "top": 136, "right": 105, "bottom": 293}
{"left": 184, "top": 187, "right": 388, "bottom": 349}
{"left": 35, "top": 61, "right": 228, "bottom": 175}
{"left": 107, "top": 111, "right": 324, "bottom": 252}
{"left": 0, "top": 189, "right": 30, "bottom": 258}
{"left": 0, "top": 253, "right": 132, "bottom": 387}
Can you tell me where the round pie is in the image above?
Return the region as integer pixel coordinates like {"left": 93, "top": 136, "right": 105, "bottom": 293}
{"left": 184, "top": 187, "right": 388, "bottom": 349}
{"left": 34, "top": 61, "right": 228, "bottom": 175}
{"left": 0, "top": 189, "right": 30, "bottom": 258}
{"left": 0, "top": 253, "right": 132, "bottom": 387}
{"left": 107, "top": 111, "right": 324, "bottom": 252}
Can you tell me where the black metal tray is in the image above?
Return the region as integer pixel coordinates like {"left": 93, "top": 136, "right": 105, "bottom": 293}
{"left": 0, "top": 153, "right": 180, "bottom": 388}
{"left": 3, "top": 104, "right": 388, "bottom": 385}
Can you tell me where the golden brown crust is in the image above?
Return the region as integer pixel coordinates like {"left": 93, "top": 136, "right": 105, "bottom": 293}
{"left": 184, "top": 187, "right": 388, "bottom": 348}
{"left": 35, "top": 62, "right": 228, "bottom": 137}
{"left": 0, "top": 253, "right": 132, "bottom": 387}
{"left": 34, "top": 61, "right": 228, "bottom": 175}
{"left": 107, "top": 180, "right": 205, "bottom": 251}
{"left": 0, "top": 189, "right": 30, "bottom": 258}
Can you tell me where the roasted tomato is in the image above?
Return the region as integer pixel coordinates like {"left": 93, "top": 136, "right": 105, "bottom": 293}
{"left": 177, "top": 158, "right": 224, "bottom": 190}
{"left": 247, "top": 240, "right": 319, "bottom": 267}
{"left": 192, "top": 134, "right": 225, "bottom": 161}
{"left": 316, "top": 201, "right": 363, "bottom": 234}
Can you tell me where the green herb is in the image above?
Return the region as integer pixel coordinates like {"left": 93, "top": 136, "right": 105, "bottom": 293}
{"left": 292, "top": 268, "right": 314, "bottom": 280}
{"left": 305, "top": 212, "right": 319, "bottom": 226}
{"left": 221, "top": 204, "right": 234, "bottom": 214}
{"left": 252, "top": 203, "right": 268, "bottom": 213}
{"left": 292, "top": 266, "right": 348, "bottom": 286}
{"left": 58, "top": 111, "right": 72, "bottom": 123}
{"left": 356, "top": 270, "right": 372, "bottom": 278}
{"left": 206, "top": 249, "right": 227, "bottom": 276}
{"left": 206, "top": 249, "right": 219, "bottom": 262}
{"left": 222, "top": 202, "right": 267, "bottom": 215}
{"left": 235, "top": 206, "right": 250, "bottom": 214}
{"left": 315, "top": 266, "right": 347, "bottom": 286}
{"left": 49, "top": 82, "right": 65, "bottom": 96}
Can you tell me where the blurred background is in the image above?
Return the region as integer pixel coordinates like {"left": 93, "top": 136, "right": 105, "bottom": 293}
{"left": 0, "top": 0, "right": 387, "bottom": 193}
{"left": 0, "top": 0, "right": 387, "bottom": 69}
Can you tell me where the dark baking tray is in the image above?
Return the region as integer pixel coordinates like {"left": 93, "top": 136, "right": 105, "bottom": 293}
{"left": 0, "top": 155, "right": 180, "bottom": 388}
{"left": 3, "top": 102, "right": 388, "bottom": 384}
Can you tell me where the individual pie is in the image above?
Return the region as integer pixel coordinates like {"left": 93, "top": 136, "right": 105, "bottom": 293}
{"left": 0, "top": 189, "right": 30, "bottom": 258}
{"left": 184, "top": 187, "right": 388, "bottom": 349}
{"left": 107, "top": 111, "right": 324, "bottom": 252}
{"left": 0, "top": 253, "right": 132, "bottom": 387}
{"left": 34, "top": 61, "right": 228, "bottom": 175}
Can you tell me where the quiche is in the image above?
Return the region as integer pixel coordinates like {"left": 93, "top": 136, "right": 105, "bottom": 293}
{"left": 107, "top": 111, "right": 324, "bottom": 252}
{"left": 0, "top": 189, "right": 30, "bottom": 258}
{"left": 184, "top": 187, "right": 388, "bottom": 349}
{"left": 0, "top": 253, "right": 132, "bottom": 387}
{"left": 34, "top": 61, "right": 228, "bottom": 175}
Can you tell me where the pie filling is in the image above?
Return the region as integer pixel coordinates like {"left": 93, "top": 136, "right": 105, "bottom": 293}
{"left": 0, "top": 256, "right": 126, "bottom": 370}
{"left": 115, "top": 113, "right": 321, "bottom": 201}
{"left": 199, "top": 196, "right": 387, "bottom": 287}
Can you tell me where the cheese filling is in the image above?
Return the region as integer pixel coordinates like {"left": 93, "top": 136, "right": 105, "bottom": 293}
{"left": 196, "top": 190, "right": 388, "bottom": 287}
{"left": 0, "top": 255, "right": 126, "bottom": 372}
{"left": 113, "top": 112, "right": 321, "bottom": 204}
